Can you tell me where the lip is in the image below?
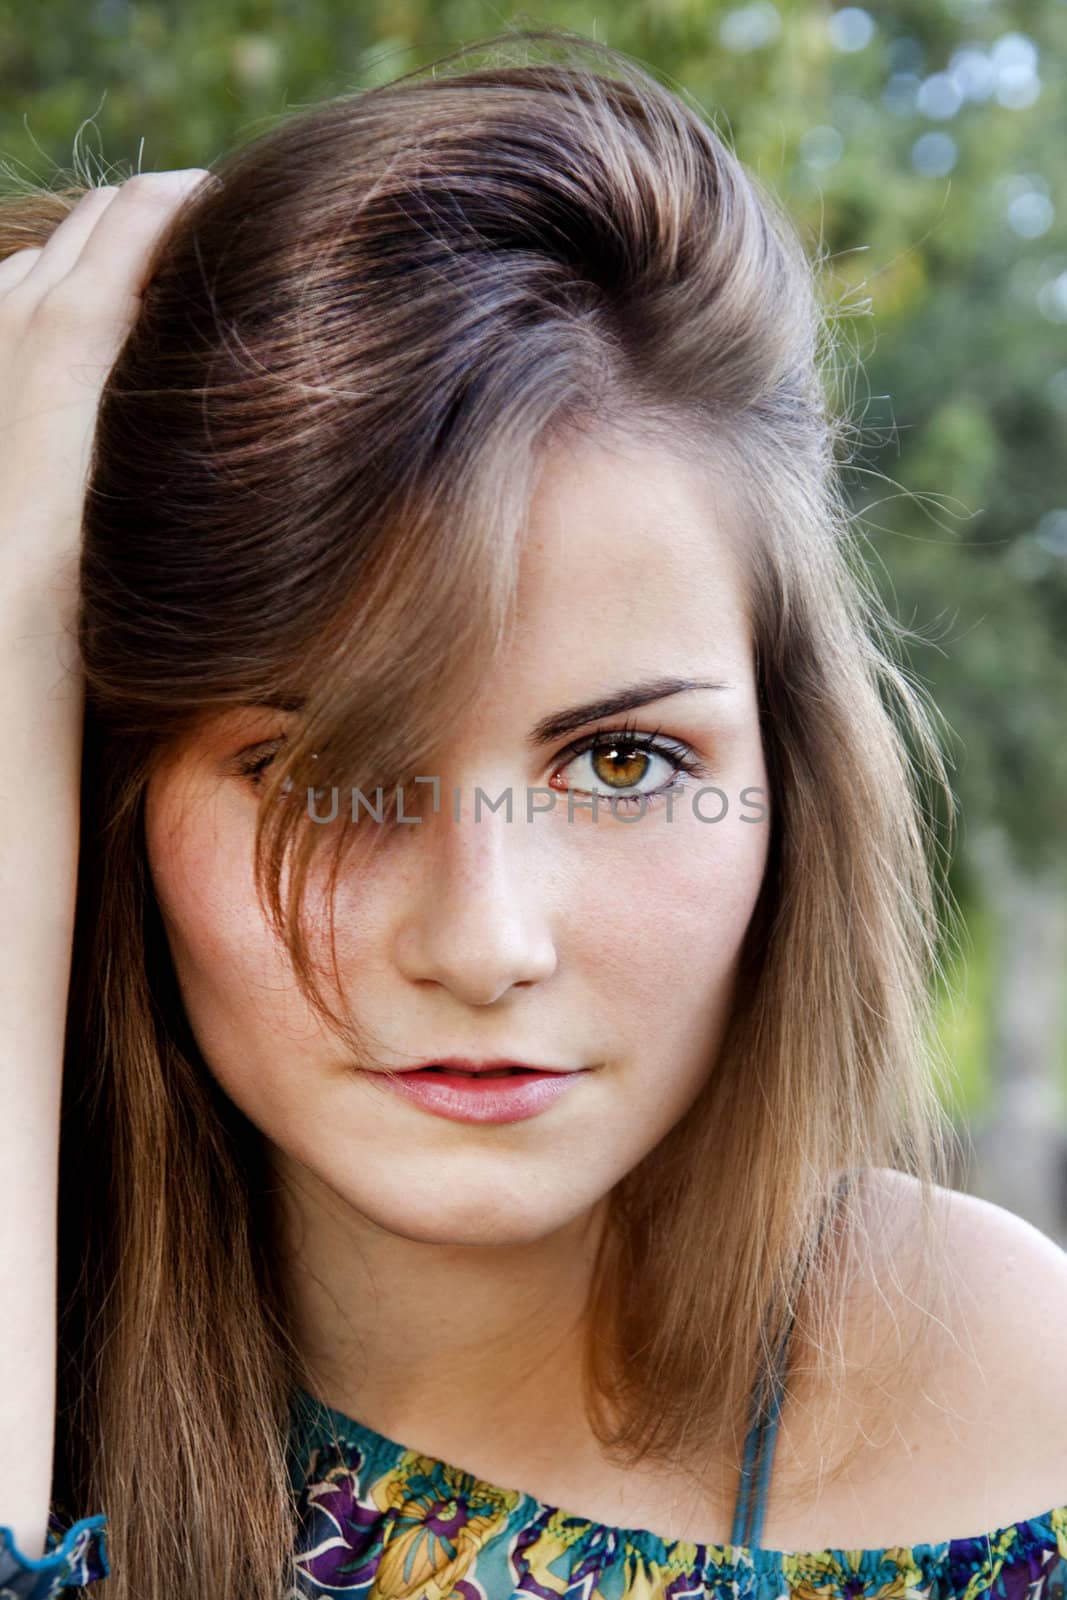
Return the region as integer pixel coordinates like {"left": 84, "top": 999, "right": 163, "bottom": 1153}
{"left": 371, "top": 1062, "right": 589, "bottom": 1125}
{"left": 400, "top": 1057, "right": 572, "bottom": 1076}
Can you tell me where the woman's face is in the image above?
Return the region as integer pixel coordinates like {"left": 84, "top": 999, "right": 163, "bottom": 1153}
{"left": 145, "top": 432, "right": 770, "bottom": 1248}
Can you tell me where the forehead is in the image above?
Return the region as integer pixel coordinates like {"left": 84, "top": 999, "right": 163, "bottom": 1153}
{"left": 513, "top": 432, "right": 751, "bottom": 660}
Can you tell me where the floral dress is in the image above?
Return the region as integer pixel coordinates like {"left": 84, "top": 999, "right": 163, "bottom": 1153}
{"left": 280, "top": 1386, "right": 1067, "bottom": 1600}
{"left": 4, "top": 1371, "right": 1067, "bottom": 1599}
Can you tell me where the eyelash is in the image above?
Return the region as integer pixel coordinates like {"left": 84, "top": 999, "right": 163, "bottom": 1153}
{"left": 234, "top": 717, "right": 708, "bottom": 814}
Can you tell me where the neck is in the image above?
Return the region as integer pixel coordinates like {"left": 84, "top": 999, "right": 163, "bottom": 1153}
{"left": 271, "top": 1149, "right": 611, "bottom": 1460}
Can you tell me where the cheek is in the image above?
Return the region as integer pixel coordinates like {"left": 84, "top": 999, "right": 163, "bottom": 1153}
{"left": 557, "top": 803, "right": 770, "bottom": 1157}
{"left": 569, "top": 800, "right": 770, "bottom": 1010}
{"left": 144, "top": 787, "right": 322, "bottom": 1068}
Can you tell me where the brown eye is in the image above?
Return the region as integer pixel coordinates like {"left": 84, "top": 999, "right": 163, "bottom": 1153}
{"left": 549, "top": 724, "right": 706, "bottom": 813}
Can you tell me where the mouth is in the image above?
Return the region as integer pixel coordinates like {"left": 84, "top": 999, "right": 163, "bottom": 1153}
{"left": 413, "top": 1066, "right": 556, "bottom": 1079}
{"left": 398, "top": 1058, "right": 572, "bottom": 1078}
{"left": 368, "top": 1059, "right": 588, "bottom": 1125}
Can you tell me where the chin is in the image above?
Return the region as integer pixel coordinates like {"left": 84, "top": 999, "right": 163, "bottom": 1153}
{"left": 356, "top": 1186, "right": 589, "bottom": 1249}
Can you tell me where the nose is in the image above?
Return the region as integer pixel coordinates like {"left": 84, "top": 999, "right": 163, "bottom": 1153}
{"left": 391, "top": 794, "right": 558, "bottom": 1006}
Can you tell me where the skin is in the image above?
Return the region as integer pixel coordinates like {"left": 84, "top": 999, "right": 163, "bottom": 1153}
{"left": 144, "top": 430, "right": 772, "bottom": 1530}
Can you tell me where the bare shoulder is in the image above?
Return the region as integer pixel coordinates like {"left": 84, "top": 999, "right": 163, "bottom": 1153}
{"left": 864, "top": 1164, "right": 1067, "bottom": 1405}
{"left": 767, "top": 1165, "right": 1067, "bottom": 1551}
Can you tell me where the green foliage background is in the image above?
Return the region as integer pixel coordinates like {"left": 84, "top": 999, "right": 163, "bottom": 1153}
{"left": 2, "top": 0, "right": 1064, "bottom": 1120}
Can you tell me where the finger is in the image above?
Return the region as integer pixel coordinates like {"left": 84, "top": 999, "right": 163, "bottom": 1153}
{"left": 0, "top": 246, "right": 43, "bottom": 293}
{"left": 68, "top": 168, "right": 217, "bottom": 306}
{"left": 14, "top": 186, "right": 121, "bottom": 298}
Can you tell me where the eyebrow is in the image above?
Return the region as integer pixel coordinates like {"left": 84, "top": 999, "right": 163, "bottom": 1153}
{"left": 248, "top": 675, "right": 735, "bottom": 746}
{"left": 526, "top": 676, "right": 735, "bottom": 746}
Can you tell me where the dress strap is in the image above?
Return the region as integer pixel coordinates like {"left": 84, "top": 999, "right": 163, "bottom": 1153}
{"left": 729, "top": 1170, "right": 854, "bottom": 1550}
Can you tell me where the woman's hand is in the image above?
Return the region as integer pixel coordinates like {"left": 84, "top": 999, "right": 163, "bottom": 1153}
{"left": 0, "top": 168, "right": 215, "bottom": 600}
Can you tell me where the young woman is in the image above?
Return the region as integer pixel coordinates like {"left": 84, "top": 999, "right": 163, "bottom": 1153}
{"left": 2, "top": 27, "right": 1065, "bottom": 1600}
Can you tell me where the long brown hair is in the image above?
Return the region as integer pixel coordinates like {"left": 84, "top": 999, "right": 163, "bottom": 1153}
{"left": 2, "top": 26, "right": 962, "bottom": 1598}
